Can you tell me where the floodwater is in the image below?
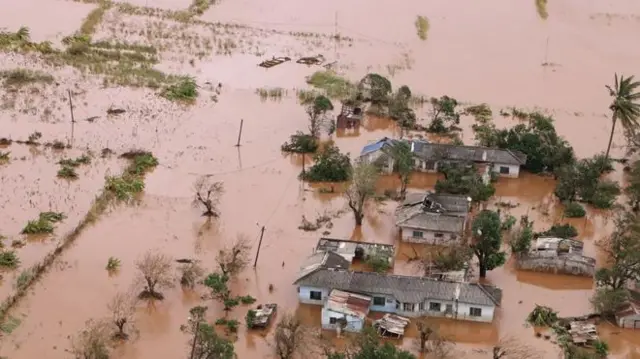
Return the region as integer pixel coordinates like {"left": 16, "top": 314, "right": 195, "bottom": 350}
{"left": 1, "top": 0, "right": 640, "bottom": 358}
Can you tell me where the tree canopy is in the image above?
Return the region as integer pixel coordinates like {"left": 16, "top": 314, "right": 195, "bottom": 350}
{"left": 302, "top": 144, "right": 351, "bottom": 182}
{"left": 605, "top": 73, "right": 640, "bottom": 159}
{"left": 471, "top": 210, "right": 507, "bottom": 277}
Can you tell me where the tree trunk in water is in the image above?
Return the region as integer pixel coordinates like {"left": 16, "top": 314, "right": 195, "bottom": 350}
{"left": 479, "top": 263, "right": 487, "bottom": 278}
{"left": 605, "top": 116, "right": 617, "bottom": 160}
{"left": 301, "top": 154, "right": 305, "bottom": 174}
{"left": 355, "top": 212, "right": 363, "bottom": 226}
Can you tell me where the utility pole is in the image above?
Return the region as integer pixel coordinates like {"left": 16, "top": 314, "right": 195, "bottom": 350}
{"left": 253, "top": 226, "right": 266, "bottom": 268}
{"left": 68, "top": 90, "right": 76, "bottom": 147}
{"left": 235, "top": 119, "right": 244, "bottom": 147}
{"left": 544, "top": 36, "right": 549, "bottom": 65}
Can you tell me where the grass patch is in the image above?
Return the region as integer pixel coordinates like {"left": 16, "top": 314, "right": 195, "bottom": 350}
{"left": 0, "top": 315, "right": 21, "bottom": 334}
{"left": 105, "top": 151, "right": 158, "bottom": 200}
{"left": 0, "top": 68, "right": 54, "bottom": 87}
{"left": 161, "top": 77, "right": 198, "bottom": 103}
{"left": 536, "top": 0, "right": 548, "bottom": 20}
{"left": 59, "top": 154, "right": 91, "bottom": 167}
{"left": 106, "top": 256, "right": 120, "bottom": 270}
{"left": 0, "top": 151, "right": 9, "bottom": 164}
{"left": 21, "top": 212, "right": 65, "bottom": 234}
{"left": 15, "top": 268, "right": 33, "bottom": 290}
{"left": 0, "top": 251, "right": 20, "bottom": 269}
{"left": 415, "top": 15, "right": 430, "bottom": 40}
{"left": 79, "top": 1, "right": 113, "bottom": 36}
{"left": 306, "top": 71, "right": 356, "bottom": 99}
{"left": 57, "top": 166, "right": 78, "bottom": 179}
{"left": 256, "top": 87, "right": 285, "bottom": 101}
{"left": 189, "top": 0, "right": 217, "bottom": 15}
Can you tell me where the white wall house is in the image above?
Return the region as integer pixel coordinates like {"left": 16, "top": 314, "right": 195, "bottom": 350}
{"left": 321, "top": 290, "right": 371, "bottom": 333}
{"left": 395, "top": 192, "right": 471, "bottom": 245}
{"left": 294, "top": 269, "right": 502, "bottom": 324}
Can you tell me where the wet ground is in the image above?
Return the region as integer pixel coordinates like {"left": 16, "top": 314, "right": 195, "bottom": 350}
{"left": 2, "top": 0, "right": 640, "bottom": 358}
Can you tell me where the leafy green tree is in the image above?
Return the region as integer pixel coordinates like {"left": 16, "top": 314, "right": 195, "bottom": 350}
{"left": 192, "top": 323, "right": 236, "bottom": 359}
{"left": 510, "top": 215, "right": 534, "bottom": 255}
{"left": 555, "top": 156, "right": 620, "bottom": 208}
{"left": 471, "top": 210, "right": 507, "bottom": 277}
{"left": 382, "top": 141, "right": 413, "bottom": 199}
{"left": 535, "top": 224, "right": 578, "bottom": 239}
{"left": 281, "top": 132, "right": 318, "bottom": 174}
{"left": 625, "top": 159, "right": 640, "bottom": 211}
{"left": 344, "top": 162, "right": 379, "bottom": 226}
{"left": 605, "top": 74, "right": 640, "bottom": 160}
{"left": 388, "top": 86, "right": 416, "bottom": 129}
{"left": 435, "top": 164, "right": 495, "bottom": 202}
{"left": 590, "top": 288, "right": 629, "bottom": 317}
{"left": 302, "top": 144, "right": 351, "bottom": 182}
{"left": 358, "top": 73, "right": 392, "bottom": 104}
{"left": 306, "top": 95, "right": 334, "bottom": 137}
{"left": 472, "top": 112, "right": 575, "bottom": 173}
{"left": 324, "top": 327, "right": 416, "bottom": 359}
{"left": 595, "top": 213, "right": 640, "bottom": 290}
{"left": 428, "top": 96, "right": 460, "bottom": 133}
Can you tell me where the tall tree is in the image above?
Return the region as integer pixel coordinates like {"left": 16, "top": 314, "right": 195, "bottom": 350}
{"left": 605, "top": 73, "right": 640, "bottom": 159}
{"left": 306, "top": 95, "right": 334, "bottom": 137}
{"left": 344, "top": 162, "right": 379, "bottom": 226}
{"left": 383, "top": 141, "right": 413, "bottom": 199}
{"left": 595, "top": 212, "right": 640, "bottom": 290}
{"left": 471, "top": 210, "right": 506, "bottom": 278}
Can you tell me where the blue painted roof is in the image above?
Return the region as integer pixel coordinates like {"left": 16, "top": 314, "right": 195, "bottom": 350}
{"left": 360, "top": 137, "right": 394, "bottom": 156}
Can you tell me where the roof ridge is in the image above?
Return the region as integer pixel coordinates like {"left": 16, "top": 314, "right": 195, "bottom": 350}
{"left": 473, "top": 283, "right": 501, "bottom": 307}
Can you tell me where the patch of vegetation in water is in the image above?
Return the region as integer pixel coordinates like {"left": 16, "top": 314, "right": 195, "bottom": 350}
{"left": 415, "top": 15, "right": 429, "bottom": 40}
{"left": 0, "top": 68, "right": 54, "bottom": 87}
{"left": 21, "top": 212, "right": 66, "bottom": 234}
{"left": 536, "top": 0, "right": 548, "bottom": 20}
{"left": 161, "top": 77, "right": 199, "bottom": 103}
{"left": 306, "top": 71, "right": 356, "bottom": 99}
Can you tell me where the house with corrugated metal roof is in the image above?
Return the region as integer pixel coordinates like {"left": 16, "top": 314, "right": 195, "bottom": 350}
{"left": 394, "top": 191, "right": 471, "bottom": 245}
{"left": 294, "top": 265, "right": 502, "bottom": 323}
{"left": 321, "top": 289, "right": 371, "bottom": 333}
{"left": 358, "top": 137, "right": 527, "bottom": 178}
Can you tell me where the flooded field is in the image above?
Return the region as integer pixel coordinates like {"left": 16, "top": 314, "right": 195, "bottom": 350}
{"left": 2, "top": 0, "right": 640, "bottom": 358}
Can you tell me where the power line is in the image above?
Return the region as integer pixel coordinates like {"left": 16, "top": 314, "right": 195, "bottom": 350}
{"left": 187, "top": 157, "right": 282, "bottom": 177}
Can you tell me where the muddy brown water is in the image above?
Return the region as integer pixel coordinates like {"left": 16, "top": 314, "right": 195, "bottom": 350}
{"left": 2, "top": 0, "right": 640, "bottom": 358}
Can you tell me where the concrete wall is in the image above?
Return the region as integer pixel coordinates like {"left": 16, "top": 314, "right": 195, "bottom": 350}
{"left": 297, "top": 286, "right": 330, "bottom": 305}
{"left": 411, "top": 159, "right": 521, "bottom": 178}
{"left": 400, "top": 226, "right": 462, "bottom": 245}
{"left": 299, "top": 286, "right": 496, "bottom": 323}
{"left": 516, "top": 255, "right": 595, "bottom": 277}
{"left": 321, "top": 308, "right": 365, "bottom": 332}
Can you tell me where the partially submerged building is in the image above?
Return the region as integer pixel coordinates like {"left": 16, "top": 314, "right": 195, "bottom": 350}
{"left": 373, "top": 314, "right": 411, "bottom": 338}
{"left": 412, "top": 143, "right": 527, "bottom": 178}
{"left": 359, "top": 137, "right": 429, "bottom": 174}
{"left": 394, "top": 192, "right": 471, "bottom": 245}
{"left": 321, "top": 289, "right": 371, "bottom": 333}
{"left": 294, "top": 268, "right": 502, "bottom": 323}
{"left": 516, "top": 237, "right": 596, "bottom": 277}
{"left": 359, "top": 138, "right": 527, "bottom": 178}
{"left": 615, "top": 300, "right": 640, "bottom": 329}
{"left": 249, "top": 304, "right": 278, "bottom": 328}
{"left": 336, "top": 104, "right": 363, "bottom": 130}
{"left": 315, "top": 237, "right": 395, "bottom": 265}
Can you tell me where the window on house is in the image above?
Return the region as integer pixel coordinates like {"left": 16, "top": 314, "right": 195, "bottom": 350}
{"left": 429, "top": 302, "right": 442, "bottom": 312}
{"left": 418, "top": 302, "right": 425, "bottom": 311}
{"left": 434, "top": 233, "right": 444, "bottom": 238}
{"left": 373, "top": 296, "right": 386, "bottom": 306}
{"left": 499, "top": 166, "right": 510, "bottom": 174}
{"left": 403, "top": 303, "right": 415, "bottom": 312}
{"left": 329, "top": 317, "right": 337, "bottom": 324}
{"left": 412, "top": 231, "right": 424, "bottom": 238}
{"left": 309, "top": 291, "right": 322, "bottom": 300}
{"left": 445, "top": 304, "right": 453, "bottom": 313}
{"left": 469, "top": 307, "right": 482, "bottom": 317}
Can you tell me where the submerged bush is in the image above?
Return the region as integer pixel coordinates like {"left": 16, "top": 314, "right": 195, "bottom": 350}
{"left": 57, "top": 165, "right": 78, "bottom": 179}
{"left": 21, "top": 212, "right": 65, "bottom": 234}
{"left": 564, "top": 202, "right": 586, "bottom": 218}
{"left": 0, "top": 251, "right": 20, "bottom": 269}
{"left": 161, "top": 77, "right": 198, "bottom": 102}
{"left": 301, "top": 143, "right": 351, "bottom": 182}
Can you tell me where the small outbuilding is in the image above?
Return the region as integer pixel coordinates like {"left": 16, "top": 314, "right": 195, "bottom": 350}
{"left": 615, "top": 301, "right": 640, "bottom": 329}
{"left": 373, "top": 314, "right": 411, "bottom": 338}
{"left": 321, "top": 289, "right": 371, "bottom": 333}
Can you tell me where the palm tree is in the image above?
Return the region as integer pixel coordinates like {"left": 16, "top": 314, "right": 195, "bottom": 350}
{"left": 605, "top": 74, "right": 640, "bottom": 160}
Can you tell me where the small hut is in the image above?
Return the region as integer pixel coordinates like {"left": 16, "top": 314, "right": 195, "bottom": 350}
{"left": 336, "top": 104, "right": 363, "bottom": 129}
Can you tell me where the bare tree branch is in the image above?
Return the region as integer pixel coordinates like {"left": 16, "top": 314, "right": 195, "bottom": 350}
{"left": 193, "top": 176, "right": 224, "bottom": 217}
{"left": 216, "top": 234, "right": 251, "bottom": 279}
{"left": 135, "top": 250, "right": 174, "bottom": 300}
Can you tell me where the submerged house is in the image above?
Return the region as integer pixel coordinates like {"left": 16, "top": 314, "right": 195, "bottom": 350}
{"left": 294, "top": 268, "right": 502, "bottom": 323}
{"left": 336, "top": 104, "right": 363, "bottom": 130}
{"left": 321, "top": 289, "right": 371, "bottom": 333}
{"left": 395, "top": 192, "right": 471, "bottom": 244}
{"left": 412, "top": 143, "right": 527, "bottom": 178}
{"left": 315, "top": 238, "right": 395, "bottom": 265}
{"left": 516, "top": 237, "right": 596, "bottom": 277}
{"left": 615, "top": 300, "right": 640, "bottom": 329}
{"left": 359, "top": 138, "right": 526, "bottom": 178}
